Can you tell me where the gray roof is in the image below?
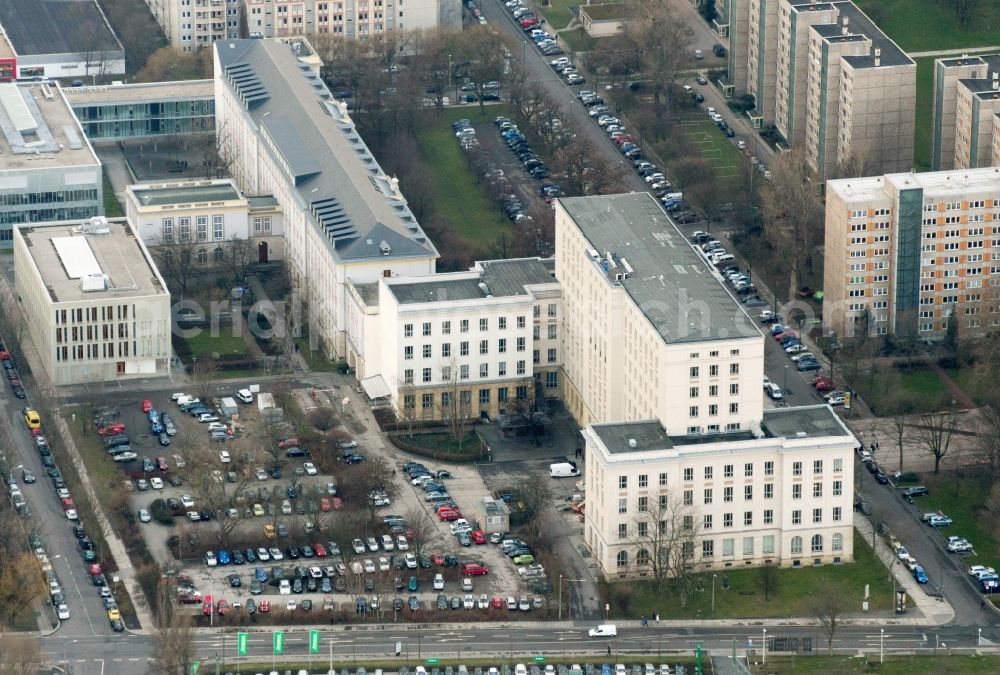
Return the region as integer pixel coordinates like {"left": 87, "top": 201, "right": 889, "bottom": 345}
{"left": 132, "top": 183, "right": 242, "bottom": 207}
{"left": 0, "top": 0, "right": 122, "bottom": 57}
{"left": 478, "top": 258, "right": 556, "bottom": 297}
{"left": 558, "top": 193, "right": 760, "bottom": 344}
{"left": 353, "top": 282, "right": 380, "bottom": 307}
{"left": 214, "top": 39, "right": 437, "bottom": 262}
{"left": 388, "top": 277, "right": 485, "bottom": 305}
{"left": 248, "top": 195, "right": 280, "bottom": 208}
{"left": 762, "top": 405, "right": 851, "bottom": 439}
{"left": 939, "top": 55, "right": 991, "bottom": 68}
{"left": 955, "top": 55, "right": 1000, "bottom": 97}
{"left": 592, "top": 421, "right": 672, "bottom": 454}
{"left": 812, "top": 2, "right": 912, "bottom": 69}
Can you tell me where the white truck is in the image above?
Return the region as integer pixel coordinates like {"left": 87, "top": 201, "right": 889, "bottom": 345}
{"left": 549, "top": 462, "right": 580, "bottom": 478}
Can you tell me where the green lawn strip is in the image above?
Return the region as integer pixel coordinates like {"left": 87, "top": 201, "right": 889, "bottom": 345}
{"left": 412, "top": 110, "right": 513, "bottom": 253}
{"left": 855, "top": 0, "right": 1000, "bottom": 52}
{"left": 388, "top": 430, "right": 488, "bottom": 463}
{"left": 63, "top": 404, "right": 120, "bottom": 495}
{"left": 851, "top": 368, "right": 948, "bottom": 416}
{"left": 913, "top": 57, "right": 935, "bottom": 171}
{"left": 917, "top": 472, "right": 997, "bottom": 566}
{"left": 537, "top": 0, "right": 577, "bottom": 30}
{"left": 183, "top": 329, "right": 249, "bottom": 358}
{"left": 943, "top": 367, "right": 985, "bottom": 405}
{"left": 751, "top": 655, "right": 1000, "bottom": 674}
{"left": 560, "top": 29, "right": 598, "bottom": 53}
{"left": 608, "top": 531, "right": 891, "bottom": 620}
{"left": 102, "top": 168, "right": 125, "bottom": 218}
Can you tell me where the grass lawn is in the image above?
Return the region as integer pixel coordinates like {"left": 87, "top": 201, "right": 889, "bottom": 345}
{"left": 855, "top": 0, "right": 1000, "bottom": 52}
{"left": 606, "top": 531, "right": 892, "bottom": 619}
{"left": 752, "top": 655, "right": 1000, "bottom": 674}
{"left": 537, "top": 0, "right": 577, "bottom": 30}
{"left": 917, "top": 471, "right": 996, "bottom": 567}
{"left": 852, "top": 367, "right": 949, "bottom": 416}
{"left": 294, "top": 337, "right": 345, "bottom": 373}
{"left": 671, "top": 114, "right": 744, "bottom": 178}
{"left": 388, "top": 430, "right": 488, "bottom": 462}
{"left": 412, "top": 106, "right": 513, "bottom": 254}
{"left": 182, "top": 330, "right": 248, "bottom": 358}
{"left": 103, "top": 169, "right": 124, "bottom": 218}
{"left": 913, "top": 56, "right": 935, "bottom": 171}
{"left": 944, "top": 366, "right": 985, "bottom": 405}
{"left": 63, "top": 404, "right": 121, "bottom": 494}
{"left": 560, "top": 28, "right": 599, "bottom": 53}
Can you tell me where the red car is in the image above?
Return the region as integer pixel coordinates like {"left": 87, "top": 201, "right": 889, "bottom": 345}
{"left": 313, "top": 543, "right": 328, "bottom": 557}
{"left": 463, "top": 562, "right": 489, "bottom": 576}
{"left": 431, "top": 553, "right": 446, "bottom": 566}
{"left": 177, "top": 593, "right": 202, "bottom": 604}
{"left": 814, "top": 379, "right": 834, "bottom": 392}
{"left": 258, "top": 600, "right": 271, "bottom": 613}
{"left": 202, "top": 595, "right": 213, "bottom": 616}
{"left": 277, "top": 437, "right": 300, "bottom": 449}
{"left": 216, "top": 599, "right": 229, "bottom": 615}
{"left": 320, "top": 497, "right": 331, "bottom": 512}
{"left": 61, "top": 498, "right": 76, "bottom": 511}
{"left": 332, "top": 497, "right": 343, "bottom": 510}
{"left": 98, "top": 423, "right": 125, "bottom": 436}
{"left": 155, "top": 456, "right": 169, "bottom": 471}
{"left": 471, "top": 530, "right": 487, "bottom": 545}
{"left": 88, "top": 563, "right": 102, "bottom": 576}
{"left": 141, "top": 399, "right": 153, "bottom": 413}
{"left": 438, "top": 510, "right": 462, "bottom": 522}
{"left": 776, "top": 331, "right": 797, "bottom": 341}
{"left": 490, "top": 596, "right": 504, "bottom": 609}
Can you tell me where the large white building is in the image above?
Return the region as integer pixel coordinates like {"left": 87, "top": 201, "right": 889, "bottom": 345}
{"left": 0, "top": 82, "right": 103, "bottom": 249}
{"left": 214, "top": 38, "right": 439, "bottom": 358}
{"left": 13, "top": 217, "right": 172, "bottom": 386}
{"left": 346, "top": 257, "right": 562, "bottom": 420}
{"left": 584, "top": 407, "right": 857, "bottom": 575}
{"left": 555, "top": 193, "right": 765, "bottom": 435}
{"left": 143, "top": 0, "right": 241, "bottom": 52}
{"left": 556, "top": 193, "right": 857, "bottom": 577}
{"left": 242, "top": 0, "right": 461, "bottom": 39}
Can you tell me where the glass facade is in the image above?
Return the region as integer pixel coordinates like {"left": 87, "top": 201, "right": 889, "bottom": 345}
{"left": 72, "top": 98, "right": 216, "bottom": 140}
{"left": 0, "top": 174, "right": 102, "bottom": 246}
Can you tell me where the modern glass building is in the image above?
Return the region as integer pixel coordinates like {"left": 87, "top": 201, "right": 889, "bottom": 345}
{"left": 65, "top": 80, "right": 215, "bottom": 141}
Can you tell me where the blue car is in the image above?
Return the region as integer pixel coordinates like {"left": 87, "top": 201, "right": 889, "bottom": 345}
{"left": 150, "top": 421, "right": 164, "bottom": 434}
{"left": 254, "top": 567, "right": 268, "bottom": 582}
{"left": 770, "top": 324, "right": 785, "bottom": 335}
{"left": 217, "top": 550, "right": 230, "bottom": 565}
{"left": 913, "top": 564, "right": 928, "bottom": 584}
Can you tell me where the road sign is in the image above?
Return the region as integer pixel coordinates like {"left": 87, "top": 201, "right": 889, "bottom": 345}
{"left": 309, "top": 629, "right": 321, "bottom": 654}
{"left": 426, "top": 659, "right": 440, "bottom": 665}
{"left": 189, "top": 661, "right": 200, "bottom": 675}
{"left": 395, "top": 641, "right": 402, "bottom": 656}
{"left": 273, "top": 631, "right": 285, "bottom": 655}
{"left": 237, "top": 632, "right": 249, "bottom": 656}
{"left": 533, "top": 657, "right": 546, "bottom": 663}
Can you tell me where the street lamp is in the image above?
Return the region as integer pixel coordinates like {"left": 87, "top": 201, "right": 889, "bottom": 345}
{"left": 880, "top": 628, "right": 884, "bottom": 663}
{"left": 783, "top": 365, "right": 788, "bottom": 396}
{"left": 762, "top": 628, "right": 766, "bottom": 664}
{"left": 711, "top": 574, "right": 717, "bottom": 614}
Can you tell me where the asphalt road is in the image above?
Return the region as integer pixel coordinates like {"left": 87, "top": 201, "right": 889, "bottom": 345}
{"left": 0, "top": 359, "right": 116, "bottom": 640}
{"left": 43, "top": 621, "right": 999, "bottom": 673}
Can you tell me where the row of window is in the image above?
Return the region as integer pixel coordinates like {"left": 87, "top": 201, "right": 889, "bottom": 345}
{"left": 616, "top": 506, "right": 844, "bottom": 539}
{"left": 161, "top": 216, "right": 225, "bottom": 244}
{"left": 403, "top": 336, "right": 556, "bottom": 360}
{"left": 400, "top": 377, "right": 558, "bottom": 410}
{"left": 403, "top": 360, "right": 529, "bottom": 383}
{"left": 615, "top": 532, "right": 844, "bottom": 567}
{"left": 402, "top": 307, "right": 557, "bottom": 338}
{"left": 689, "top": 363, "right": 739, "bottom": 378}
{"left": 616, "top": 459, "right": 844, "bottom": 492}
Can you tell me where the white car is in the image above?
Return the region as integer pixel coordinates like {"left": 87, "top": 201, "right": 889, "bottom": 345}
{"left": 207, "top": 422, "right": 228, "bottom": 432}
{"left": 396, "top": 535, "right": 409, "bottom": 551}
{"left": 279, "top": 580, "right": 291, "bottom": 595}
{"left": 405, "top": 554, "right": 418, "bottom": 569}
{"left": 286, "top": 600, "right": 297, "bottom": 611}
{"left": 205, "top": 551, "right": 218, "bottom": 566}
{"left": 378, "top": 557, "right": 390, "bottom": 572}
{"left": 57, "top": 604, "right": 70, "bottom": 620}
{"left": 269, "top": 548, "right": 284, "bottom": 561}
{"left": 219, "top": 450, "right": 231, "bottom": 463}
{"left": 969, "top": 566, "right": 996, "bottom": 578}
{"left": 65, "top": 509, "right": 78, "bottom": 521}
{"left": 150, "top": 477, "right": 164, "bottom": 490}
{"left": 463, "top": 594, "right": 475, "bottom": 609}
{"left": 352, "top": 538, "right": 366, "bottom": 554}
{"left": 786, "top": 343, "right": 808, "bottom": 354}
{"left": 790, "top": 352, "right": 815, "bottom": 362}
{"left": 181, "top": 494, "right": 195, "bottom": 508}
{"left": 257, "top": 547, "right": 271, "bottom": 562}
{"left": 198, "top": 413, "right": 220, "bottom": 423}
{"left": 381, "top": 535, "right": 395, "bottom": 551}
{"left": 255, "top": 468, "right": 268, "bottom": 481}
{"left": 364, "top": 559, "right": 376, "bottom": 573}
{"left": 588, "top": 624, "right": 618, "bottom": 637}
{"left": 138, "top": 508, "right": 151, "bottom": 523}
{"left": 303, "top": 462, "right": 318, "bottom": 475}
{"left": 478, "top": 594, "right": 490, "bottom": 609}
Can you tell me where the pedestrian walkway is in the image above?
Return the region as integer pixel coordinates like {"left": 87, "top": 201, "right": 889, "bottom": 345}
{"left": 929, "top": 362, "right": 976, "bottom": 410}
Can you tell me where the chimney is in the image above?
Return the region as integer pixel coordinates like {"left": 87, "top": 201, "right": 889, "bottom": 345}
{"left": 389, "top": 175, "right": 400, "bottom": 195}
{"left": 993, "top": 72, "right": 999, "bottom": 91}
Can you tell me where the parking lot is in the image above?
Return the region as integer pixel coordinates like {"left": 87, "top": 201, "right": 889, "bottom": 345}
{"left": 80, "top": 383, "right": 560, "bottom": 623}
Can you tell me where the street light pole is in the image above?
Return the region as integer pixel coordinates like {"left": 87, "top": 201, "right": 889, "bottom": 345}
{"left": 762, "top": 628, "right": 766, "bottom": 664}
{"left": 880, "top": 628, "right": 884, "bottom": 664}
{"left": 783, "top": 365, "right": 788, "bottom": 396}
{"left": 559, "top": 574, "right": 563, "bottom": 621}
{"left": 712, "top": 574, "right": 717, "bottom": 614}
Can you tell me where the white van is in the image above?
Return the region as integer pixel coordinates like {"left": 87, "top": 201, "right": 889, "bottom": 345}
{"left": 549, "top": 462, "right": 580, "bottom": 478}
{"left": 765, "top": 382, "right": 783, "bottom": 400}
{"left": 237, "top": 389, "right": 254, "bottom": 403}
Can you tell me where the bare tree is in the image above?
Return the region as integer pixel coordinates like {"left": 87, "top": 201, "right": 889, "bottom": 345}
{"left": 813, "top": 592, "right": 848, "bottom": 654}
{"left": 0, "top": 630, "right": 43, "bottom": 675}
{"left": 976, "top": 404, "right": 1000, "bottom": 479}
{"left": 625, "top": 495, "right": 700, "bottom": 606}
{"left": 308, "top": 407, "right": 338, "bottom": 433}
{"left": 396, "top": 380, "right": 418, "bottom": 436}
{"left": 914, "top": 407, "right": 961, "bottom": 474}
{"left": 224, "top": 236, "right": 255, "bottom": 283}
{"left": 189, "top": 357, "right": 219, "bottom": 401}
{"left": 201, "top": 121, "right": 238, "bottom": 179}
{"left": 342, "top": 456, "right": 399, "bottom": 520}
{"left": 153, "top": 239, "right": 201, "bottom": 298}
{"left": 757, "top": 562, "right": 779, "bottom": 601}
{"left": 458, "top": 27, "right": 510, "bottom": 112}
{"left": 151, "top": 575, "right": 197, "bottom": 674}
{"left": 880, "top": 394, "right": 916, "bottom": 474}
{"left": 626, "top": 0, "right": 693, "bottom": 113}
{"left": 404, "top": 506, "right": 440, "bottom": 558}
{"left": 517, "top": 473, "right": 552, "bottom": 526}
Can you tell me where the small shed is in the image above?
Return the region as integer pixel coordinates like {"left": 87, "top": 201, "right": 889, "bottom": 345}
{"left": 220, "top": 397, "right": 238, "bottom": 417}
{"left": 476, "top": 497, "right": 510, "bottom": 534}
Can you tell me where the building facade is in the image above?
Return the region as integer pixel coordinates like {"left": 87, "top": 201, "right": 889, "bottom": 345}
{"left": 242, "top": 0, "right": 461, "bottom": 39}
{"left": 66, "top": 80, "right": 215, "bottom": 141}
{"left": 823, "top": 166, "right": 1000, "bottom": 342}
{"left": 930, "top": 54, "right": 1000, "bottom": 171}
{"left": 13, "top": 217, "right": 172, "bottom": 386}
{"left": 555, "top": 193, "right": 765, "bottom": 435}
{"left": 214, "top": 38, "right": 438, "bottom": 359}
{"left": 345, "top": 257, "right": 562, "bottom": 421}
{"left": 144, "top": 0, "right": 241, "bottom": 51}
{"left": 584, "top": 407, "right": 856, "bottom": 577}
{"left": 124, "top": 179, "right": 285, "bottom": 264}
{"left": 0, "top": 1, "right": 124, "bottom": 80}
{"left": 0, "top": 82, "right": 103, "bottom": 248}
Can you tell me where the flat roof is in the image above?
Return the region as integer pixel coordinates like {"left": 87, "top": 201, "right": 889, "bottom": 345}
{"left": 130, "top": 182, "right": 244, "bottom": 207}
{"left": 17, "top": 218, "right": 168, "bottom": 302}
{"left": 761, "top": 405, "right": 851, "bottom": 439}
{"left": 477, "top": 257, "right": 557, "bottom": 296}
{"left": 828, "top": 166, "right": 1000, "bottom": 201}
{"left": 215, "top": 39, "right": 437, "bottom": 263}
{"left": 387, "top": 275, "right": 488, "bottom": 305}
{"left": 353, "top": 282, "right": 380, "bottom": 307}
{"left": 592, "top": 420, "right": 673, "bottom": 454}
{"left": 558, "top": 193, "right": 761, "bottom": 344}
{"left": 0, "top": 83, "right": 100, "bottom": 170}
{"left": 64, "top": 80, "right": 214, "bottom": 106}
{"left": 812, "top": 2, "right": 912, "bottom": 69}
{"left": 0, "top": 0, "right": 122, "bottom": 57}
{"left": 0, "top": 26, "right": 13, "bottom": 60}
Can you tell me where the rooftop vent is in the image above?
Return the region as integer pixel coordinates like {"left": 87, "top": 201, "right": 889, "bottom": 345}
{"left": 379, "top": 240, "right": 391, "bottom": 256}
{"left": 628, "top": 438, "right": 637, "bottom": 448}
